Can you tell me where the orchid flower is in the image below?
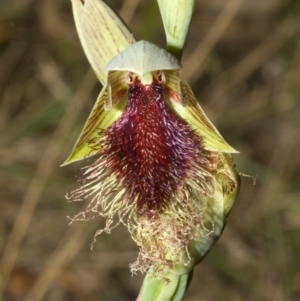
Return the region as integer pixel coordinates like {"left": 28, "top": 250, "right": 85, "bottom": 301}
{"left": 63, "top": 1, "right": 240, "bottom": 300}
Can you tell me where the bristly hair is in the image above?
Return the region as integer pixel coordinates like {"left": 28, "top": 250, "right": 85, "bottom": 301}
{"left": 66, "top": 81, "right": 218, "bottom": 273}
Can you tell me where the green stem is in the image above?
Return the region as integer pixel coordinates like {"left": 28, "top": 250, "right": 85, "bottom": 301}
{"left": 137, "top": 268, "right": 193, "bottom": 301}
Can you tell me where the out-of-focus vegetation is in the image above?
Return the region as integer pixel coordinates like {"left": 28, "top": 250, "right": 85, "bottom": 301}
{"left": 0, "top": 0, "right": 299, "bottom": 300}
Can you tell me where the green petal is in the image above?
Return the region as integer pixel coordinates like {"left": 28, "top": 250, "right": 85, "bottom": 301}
{"left": 165, "top": 77, "right": 238, "bottom": 153}
{"left": 71, "top": 0, "right": 133, "bottom": 85}
{"left": 61, "top": 84, "right": 127, "bottom": 165}
{"left": 106, "top": 71, "right": 128, "bottom": 109}
{"left": 157, "top": 0, "right": 194, "bottom": 59}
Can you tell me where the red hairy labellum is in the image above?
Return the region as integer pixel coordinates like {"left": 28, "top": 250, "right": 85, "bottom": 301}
{"left": 70, "top": 79, "right": 215, "bottom": 216}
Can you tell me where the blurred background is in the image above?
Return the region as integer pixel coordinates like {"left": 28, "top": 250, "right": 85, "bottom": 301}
{"left": 0, "top": 0, "right": 299, "bottom": 300}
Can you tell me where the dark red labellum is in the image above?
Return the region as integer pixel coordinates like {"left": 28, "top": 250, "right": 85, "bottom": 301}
{"left": 99, "top": 83, "right": 209, "bottom": 214}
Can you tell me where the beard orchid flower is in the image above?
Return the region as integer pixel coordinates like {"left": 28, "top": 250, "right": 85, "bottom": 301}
{"left": 63, "top": 0, "right": 240, "bottom": 299}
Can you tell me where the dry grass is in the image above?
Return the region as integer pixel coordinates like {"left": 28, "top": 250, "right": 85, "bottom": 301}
{"left": 0, "top": 0, "right": 299, "bottom": 300}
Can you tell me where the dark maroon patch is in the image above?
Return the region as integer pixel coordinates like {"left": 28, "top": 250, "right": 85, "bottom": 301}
{"left": 99, "top": 83, "right": 207, "bottom": 214}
